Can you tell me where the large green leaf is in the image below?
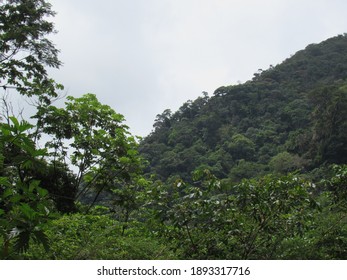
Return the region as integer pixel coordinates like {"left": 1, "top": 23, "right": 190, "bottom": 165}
{"left": 19, "top": 203, "right": 37, "bottom": 220}
{"left": 0, "top": 177, "right": 11, "bottom": 187}
{"left": 13, "top": 230, "right": 30, "bottom": 253}
{"left": 32, "top": 229, "right": 50, "bottom": 252}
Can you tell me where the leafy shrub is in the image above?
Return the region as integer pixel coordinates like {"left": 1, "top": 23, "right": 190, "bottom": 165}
{"left": 22, "top": 213, "right": 177, "bottom": 260}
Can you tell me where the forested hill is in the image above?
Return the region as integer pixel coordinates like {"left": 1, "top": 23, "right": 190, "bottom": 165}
{"left": 139, "top": 34, "right": 347, "bottom": 182}
{"left": 2, "top": 1, "right": 347, "bottom": 260}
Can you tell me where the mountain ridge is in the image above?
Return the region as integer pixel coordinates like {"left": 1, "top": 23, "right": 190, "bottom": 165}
{"left": 140, "top": 34, "right": 347, "bottom": 182}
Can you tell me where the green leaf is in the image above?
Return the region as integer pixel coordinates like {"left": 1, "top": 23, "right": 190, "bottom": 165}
{"left": 37, "top": 187, "right": 49, "bottom": 198}
{"left": 28, "top": 180, "right": 41, "bottom": 193}
{"left": 33, "top": 230, "right": 50, "bottom": 252}
{"left": 127, "top": 149, "right": 138, "bottom": 157}
{"left": 0, "top": 123, "right": 11, "bottom": 135}
{"left": 13, "top": 230, "right": 30, "bottom": 253}
{"left": 0, "top": 177, "right": 11, "bottom": 187}
{"left": 18, "top": 122, "right": 34, "bottom": 133}
{"left": 10, "top": 194, "right": 22, "bottom": 203}
{"left": 19, "top": 203, "right": 37, "bottom": 220}
{"left": 33, "top": 148, "right": 48, "bottom": 157}
{"left": 119, "top": 156, "right": 131, "bottom": 164}
{"left": 9, "top": 116, "right": 20, "bottom": 128}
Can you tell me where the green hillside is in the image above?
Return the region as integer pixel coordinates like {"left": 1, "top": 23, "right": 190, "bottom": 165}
{"left": 140, "top": 34, "right": 347, "bottom": 182}
{"left": 1, "top": 1, "right": 346, "bottom": 260}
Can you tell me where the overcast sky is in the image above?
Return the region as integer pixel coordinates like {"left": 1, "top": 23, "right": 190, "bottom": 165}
{"left": 47, "top": 0, "right": 347, "bottom": 137}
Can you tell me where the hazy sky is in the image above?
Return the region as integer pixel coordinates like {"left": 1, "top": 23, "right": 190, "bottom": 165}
{"left": 47, "top": 0, "right": 347, "bottom": 137}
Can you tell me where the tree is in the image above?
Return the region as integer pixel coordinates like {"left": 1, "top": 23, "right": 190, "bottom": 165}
{"left": 0, "top": 117, "right": 53, "bottom": 258}
{"left": 227, "top": 133, "right": 256, "bottom": 160}
{"left": 36, "top": 93, "right": 145, "bottom": 214}
{"left": 309, "top": 82, "right": 347, "bottom": 164}
{"left": 153, "top": 109, "right": 172, "bottom": 130}
{"left": 0, "top": 0, "right": 62, "bottom": 103}
{"left": 270, "top": 151, "right": 306, "bottom": 174}
{"left": 145, "top": 170, "right": 320, "bottom": 259}
{"left": 0, "top": 1, "right": 69, "bottom": 258}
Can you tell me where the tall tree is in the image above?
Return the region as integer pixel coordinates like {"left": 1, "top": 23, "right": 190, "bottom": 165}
{"left": 0, "top": 117, "right": 53, "bottom": 258}
{"left": 309, "top": 82, "right": 347, "bottom": 164}
{"left": 0, "top": 0, "right": 62, "bottom": 258}
{"left": 0, "top": 0, "right": 62, "bottom": 104}
{"left": 37, "top": 94, "right": 145, "bottom": 213}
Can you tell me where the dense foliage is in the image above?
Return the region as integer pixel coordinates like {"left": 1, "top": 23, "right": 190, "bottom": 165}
{"left": 142, "top": 168, "right": 346, "bottom": 259}
{"left": 1, "top": 1, "right": 346, "bottom": 260}
{"left": 0, "top": 0, "right": 62, "bottom": 103}
{"left": 140, "top": 35, "right": 347, "bottom": 182}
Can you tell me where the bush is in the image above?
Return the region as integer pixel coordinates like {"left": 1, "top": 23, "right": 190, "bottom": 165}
{"left": 22, "top": 213, "right": 177, "bottom": 260}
